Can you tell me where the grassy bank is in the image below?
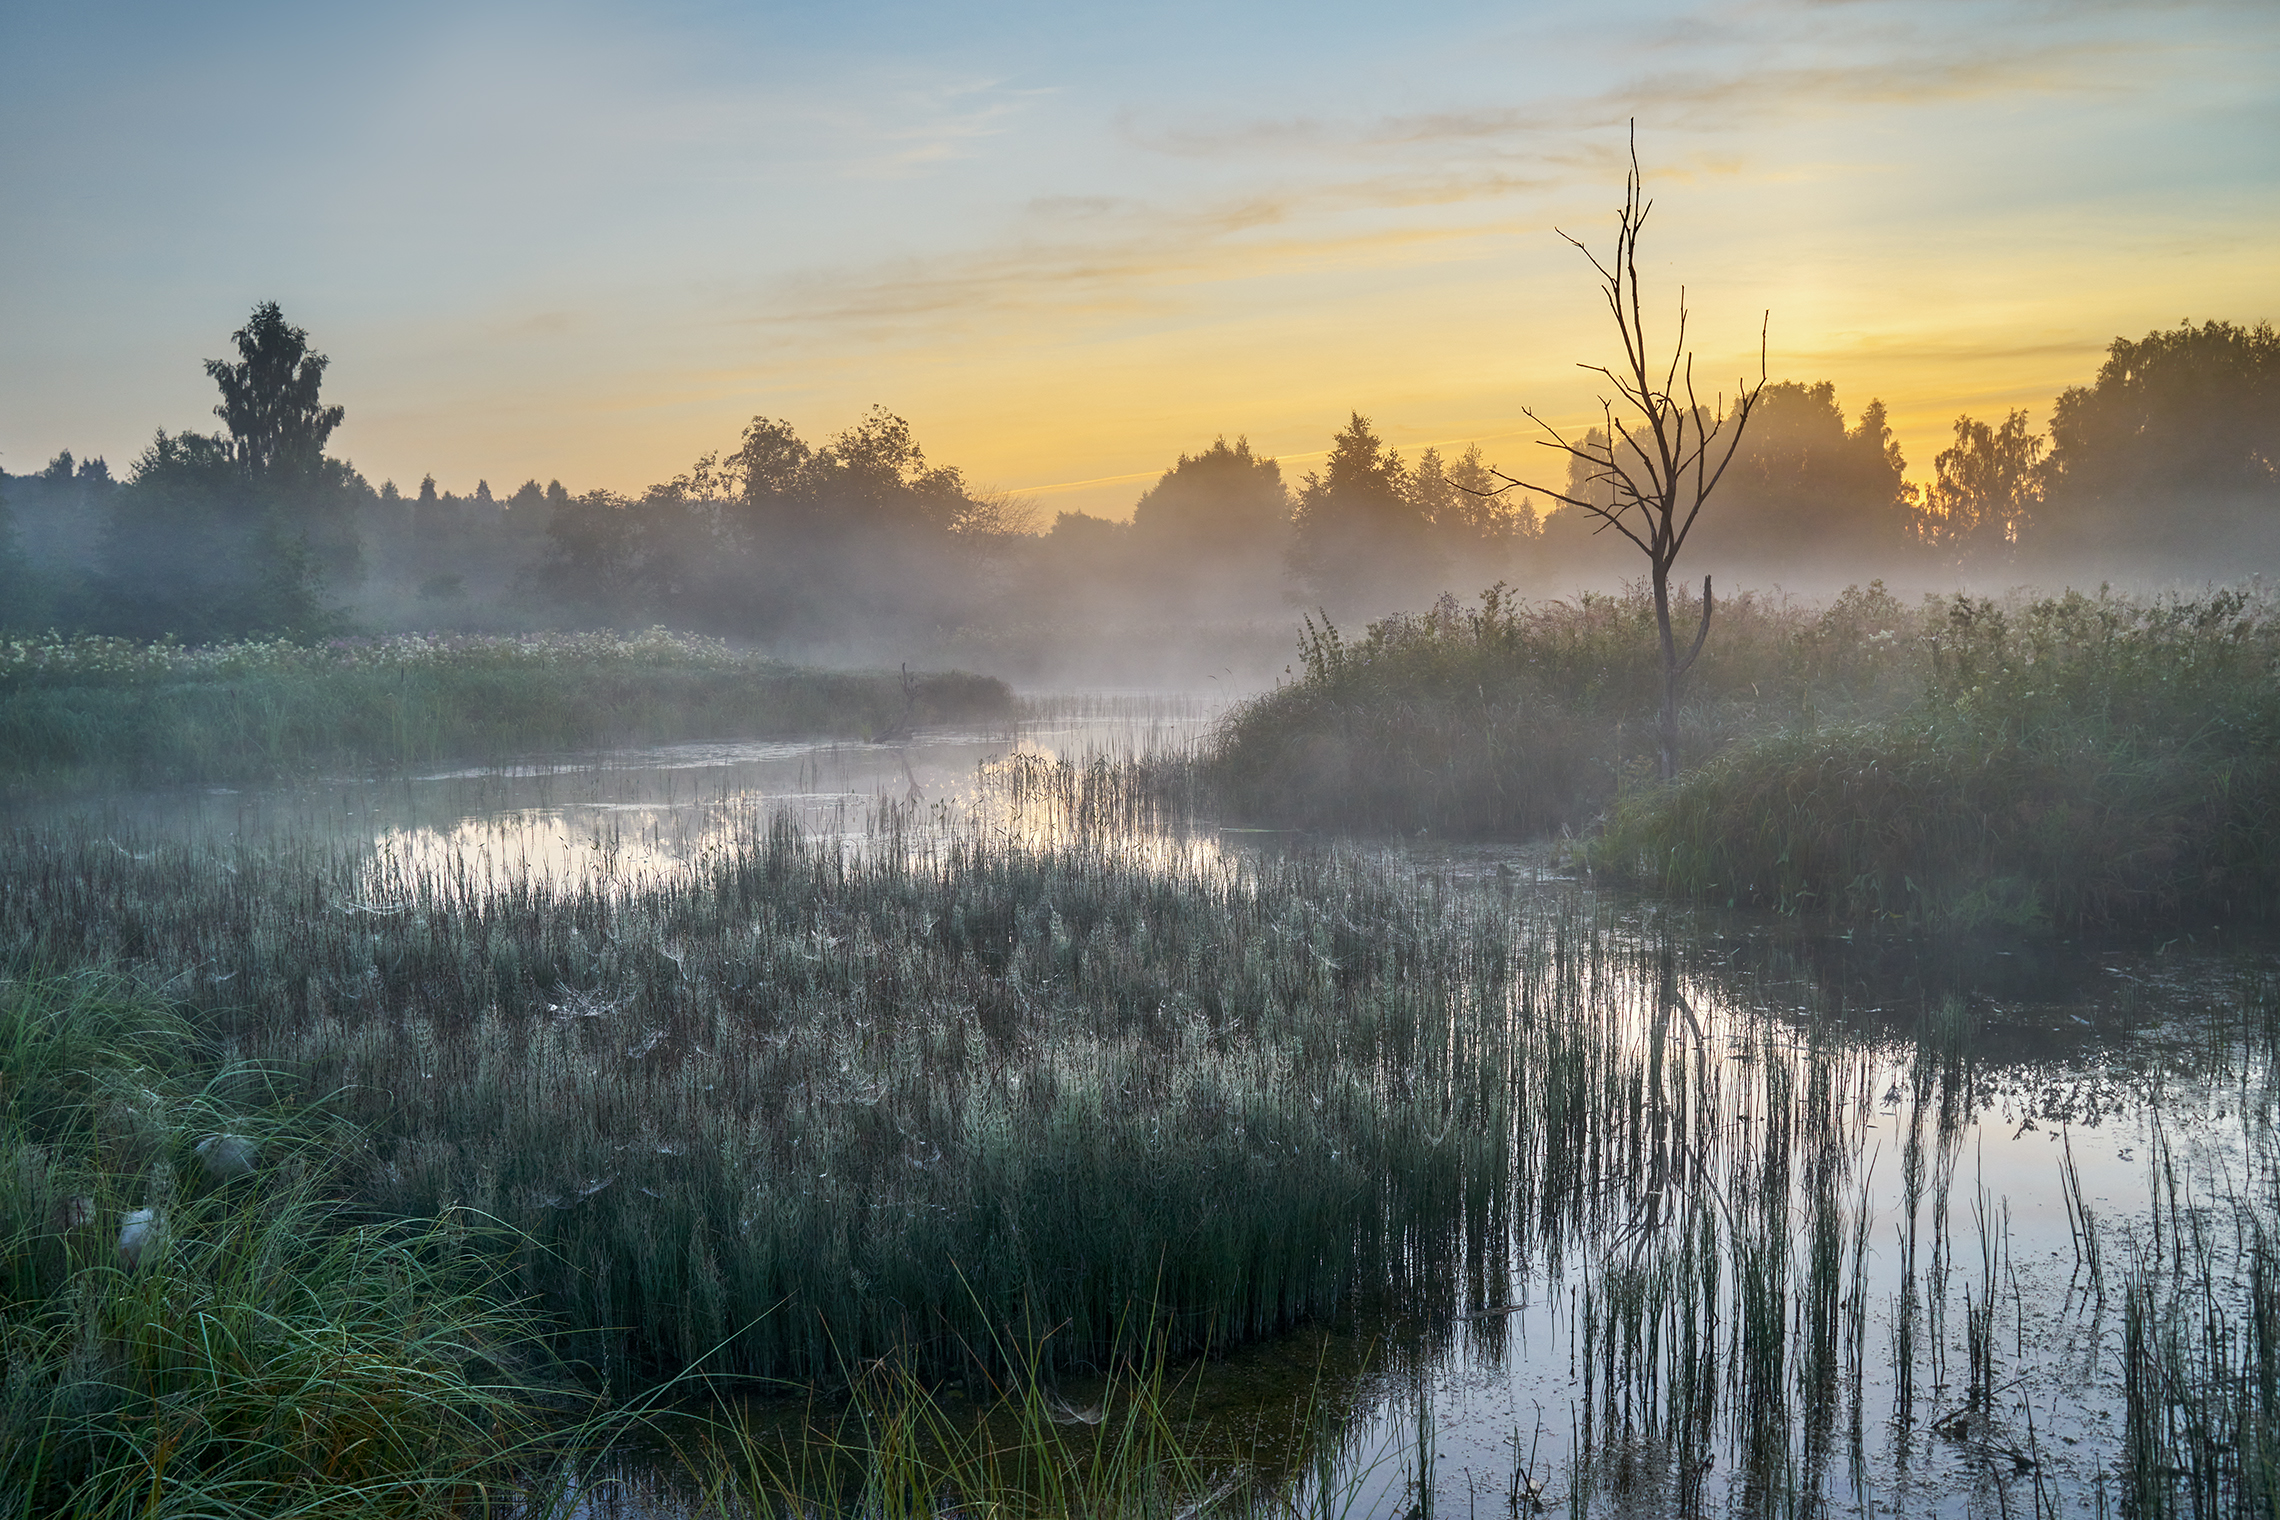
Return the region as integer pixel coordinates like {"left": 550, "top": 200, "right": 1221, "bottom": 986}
{"left": 0, "top": 628, "right": 1013, "bottom": 794}
{"left": 1202, "top": 582, "right": 2280, "bottom": 930}
{"left": 0, "top": 974, "right": 567, "bottom": 1518}
{"left": 1203, "top": 582, "right": 1922, "bottom": 837}
{"left": 1595, "top": 588, "right": 2280, "bottom": 930}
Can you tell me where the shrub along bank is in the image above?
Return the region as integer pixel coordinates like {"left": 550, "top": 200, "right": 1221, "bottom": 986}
{"left": 1595, "top": 587, "right": 2280, "bottom": 931}
{"left": 1203, "top": 582, "right": 1925, "bottom": 838}
{"left": 1203, "top": 581, "right": 2280, "bottom": 931}
{"left": 0, "top": 628, "right": 1012, "bottom": 794}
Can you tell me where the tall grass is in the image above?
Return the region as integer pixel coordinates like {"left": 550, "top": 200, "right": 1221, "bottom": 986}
{"left": 0, "top": 974, "right": 565, "bottom": 1518}
{"left": 10, "top": 759, "right": 2280, "bottom": 1512}
{"left": 0, "top": 628, "right": 1012, "bottom": 793}
{"left": 0, "top": 771, "right": 1951, "bottom": 1426}
{"left": 0, "top": 800, "right": 1531, "bottom": 1388}
{"left": 681, "top": 1332, "right": 1296, "bottom": 1520}
{"left": 1598, "top": 588, "right": 2280, "bottom": 929}
{"left": 1203, "top": 581, "right": 2280, "bottom": 931}
{"left": 1202, "top": 582, "right": 1923, "bottom": 837}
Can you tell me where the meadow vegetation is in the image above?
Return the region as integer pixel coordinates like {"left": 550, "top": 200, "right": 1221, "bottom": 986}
{"left": 7, "top": 791, "right": 2280, "bottom": 1512}
{"left": 1596, "top": 586, "right": 2280, "bottom": 930}
{"left": 1204, "top": 581, "right": 1924, "bottom": 837}
{"left": 0, "top": 628, "right": 1011, "bottom": 794}
{"left": 1205, "top": 581, "right": 2280, "bottom": 931}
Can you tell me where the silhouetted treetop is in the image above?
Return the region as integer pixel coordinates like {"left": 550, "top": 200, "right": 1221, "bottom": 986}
{"left": 1928, "top": 410, "right": 2043, "bottom": 558}
{"left": 1291, "top": 413, "right": 1443, "bottom": 607}
{"left": 41, "top": 449, "right": 113, "bottom": 487}
{"left": 2038, "top": 320, "right": 2280, "bottom": 560}
{"left": 731, "top": 417, "right": 814, "bottom": 510}
{"left": 1130, "top": 436, "right": 1288, "bottom": 553}
{"left": 205, "top": 302, "right": 344, "bottom": 480}
{"left": 1410, "top": 442, "right": 1534, "bottom": 547}
{"left": 723, "top": 406, "right": 985, "bottom": 539}
{"left": 1705, "top": 381, "right": 1912, "bottom": 566}
{"left": 1313, "top": 412, "right": 1410, "bottom": 508}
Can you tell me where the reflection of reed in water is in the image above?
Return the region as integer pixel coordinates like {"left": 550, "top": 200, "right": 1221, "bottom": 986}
{"left": 8, "top": 792, "right": 2280, "bottom": 1515}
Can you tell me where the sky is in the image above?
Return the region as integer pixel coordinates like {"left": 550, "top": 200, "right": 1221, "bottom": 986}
{"left": 3, "top": 0, "right": 2275, "bottom": 521}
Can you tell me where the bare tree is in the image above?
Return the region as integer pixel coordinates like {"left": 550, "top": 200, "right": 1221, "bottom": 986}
{"left": 1487, "top": 131, "right": 1768, "bottom": 780}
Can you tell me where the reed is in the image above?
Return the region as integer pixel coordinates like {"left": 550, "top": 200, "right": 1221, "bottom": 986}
{"left": 1597, "top": 587, "right": 2280, "bottom": 929}
{"left": 11, "top": 760, "right": 2280, "bottom": 1513}
{"left": 672, "top": 1318, "right": 1403, "bottom": 1520}
{"left": 1200, "top": 581, "right": 2280, "bottom": 932}
{"left": 0, "top": 973, "right": 567, "bottom": 1518}
{"left": 0, "top": 802, "right": 1538, "bottom": 1387}
{"left": 1198, "top": 582, "right": 1923, "bottom": 838}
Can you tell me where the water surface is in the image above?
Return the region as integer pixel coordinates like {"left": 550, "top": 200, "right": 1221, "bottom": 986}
{"left": 21, "top": 695, "right": 2272, "bottom": 1517}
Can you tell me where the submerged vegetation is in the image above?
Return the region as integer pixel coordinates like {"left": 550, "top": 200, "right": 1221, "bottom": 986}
{"left": 0, "top": 628, "right": 1011, "bottom": 793}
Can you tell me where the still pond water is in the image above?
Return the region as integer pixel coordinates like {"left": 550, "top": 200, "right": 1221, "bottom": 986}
{"left": 31, "top": 697, "right": 2278, "bottom": 1517}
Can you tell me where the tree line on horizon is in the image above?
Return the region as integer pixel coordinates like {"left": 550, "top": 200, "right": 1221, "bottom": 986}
{"left": 3, "top": 305, "right": 2275, "bottom": 653}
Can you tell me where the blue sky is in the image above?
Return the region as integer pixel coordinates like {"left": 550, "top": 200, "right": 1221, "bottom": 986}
{"left": 4, "top": 0, "right": 2274, "bottom": 517}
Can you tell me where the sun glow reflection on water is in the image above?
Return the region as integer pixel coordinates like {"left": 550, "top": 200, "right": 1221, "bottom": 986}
{"left": 18, "top": 695, "right": 2278, "bottom": 1516}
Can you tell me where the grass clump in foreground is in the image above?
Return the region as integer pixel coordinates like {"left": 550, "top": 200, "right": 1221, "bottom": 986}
{"left": 0, "top": 805, "right": 1528, "bottom": 1391}
{"left": 683, "top": 1338, "right": 1301, "bottom": 1520}
{"left": 0, "top": 973, "right": 567, "bottom": 1518}
{"left": 0, "top": 966, "right": 1299, "bottom": 1518}
{"left": 0, "top": 627, "right": 1012, "bottom": 793}
{"left": 1203, "top": 582, "right": 1924, "bottom": 838}
{"left": 1596, "top": 587, "right": 2280, "bottom": 930}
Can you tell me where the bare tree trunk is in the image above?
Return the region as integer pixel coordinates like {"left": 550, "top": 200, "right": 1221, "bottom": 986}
{"left": 1653, "top": 565, "right": 1678, "bottom": 781}
{"left": 1654, "top": 571, "right": 1713, "bottom": 781}
{"left": 1483, "top": 127, "right": 1760, "bottom": 785}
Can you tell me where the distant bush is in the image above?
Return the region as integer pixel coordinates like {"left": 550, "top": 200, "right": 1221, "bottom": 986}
{"left": 0, "top": 628, "right": 1014, "bottom": 792}
{"left": 1597, "top": 588, "right": 2280, "bottom": 930}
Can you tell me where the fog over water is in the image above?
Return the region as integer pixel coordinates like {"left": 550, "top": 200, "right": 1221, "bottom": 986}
{"left": 15, "top": 696, "right": 2272, "bottom": 1516}
{"left": 3, "top": 22, "right": 2275, "bottom": 1508}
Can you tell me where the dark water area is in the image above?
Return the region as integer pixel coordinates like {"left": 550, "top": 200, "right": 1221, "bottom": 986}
{"left": 13, "top": 695, "right": 2274, "bottom": 1517}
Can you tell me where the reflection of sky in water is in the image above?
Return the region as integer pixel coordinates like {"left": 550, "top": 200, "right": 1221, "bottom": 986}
{"left": 360, "top": 711, "right": 1237, "bottom": 894}
{"left": 1324, "top": 1063, "right": 2214, "bottom": 1517}
{"left": 319, "top": 713, "right": 2272, "bottom": 1515}
{"left": 18, "top": 696, "right": 2274, "bottom": 1515}
{"left": 18, "top": 697, "right": 1225, "bottom": 895}
{"left": 1094, "top": 923, "right": 2260, "bottom": 1520}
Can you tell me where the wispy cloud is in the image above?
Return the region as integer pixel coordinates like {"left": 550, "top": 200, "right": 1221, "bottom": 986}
{"left": 1122, "top": 6, "right": 2152, "bottom": 162}
{"left": 733, "top": 152, "right": 1572, "bottom": 342}
{"left": 843, "top": 81, "right": 1054, "bottom": 179}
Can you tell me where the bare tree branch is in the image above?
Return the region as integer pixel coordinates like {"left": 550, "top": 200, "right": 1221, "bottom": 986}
{"left": 1502, "top": 122, "right": 1768, "bottom": 780}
